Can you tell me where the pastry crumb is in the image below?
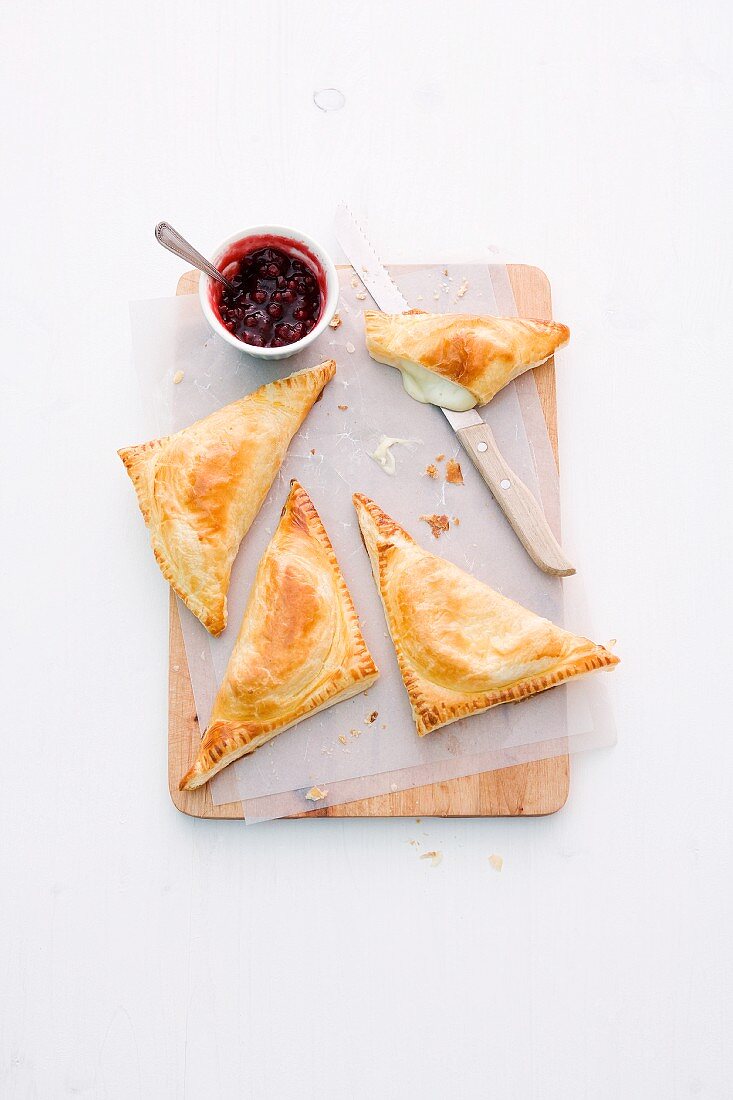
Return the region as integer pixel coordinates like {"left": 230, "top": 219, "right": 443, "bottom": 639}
{"left": 338, "top": 404, "right": 349, "bottom": 411}
{"left": 329, "top": 313, "right": 342, "bottom": 329}
{"left": 338, "top": 735, "right": 348, "bottom": 746}
{"left": 172, "top": 370, "right": 184, "bottom": 384}
{"left": 453, "top": 516, "right": 461, "bottom": 526}
{"left": 355, "top": 291, "right": 367, "bottom": 301}
{"left": 409, "top": 838, "right": 420, "bottom": 847}
{"left": 420, "top": 513, "right": 450, "bottom": 539}
{"left": 365, "top": 711, "right": 378, "bottom": 724}
{"left": 435, "top": 453, "right": 445, "bottom": 463}
{"left": 350, "top": 274, "right": 359, "bottom": 288}
{"left": 415, "top": 818, "right": 421, "bottom": 823}
{"left": 455, "top": 278, "right": 469, "bottom": 300}
{"left": 310, "top": 448, "right": 317, "bottom": 455}
{"left": 442, "top": 268, "right": 449, "bottom": 276}
{"left": 420, "top": 850, "right": 443, "bottom": 867}
{"left": 425, "top": 463, "right": 438, "bottom": 479}
{"left": 488, "top": 854, "right": 504, "bottom": 872}
{"left": 445, "top": 459, "right": 464, "bottom": 485}
{"left": 346, "top": 341, "right": 356, "bottom": 353}
{"left": 350, "top": 728, "right": 361, "bottom": 738}
{"left": 381, "top": 723, "right": 387, "bottom": 730}
{"left": 305, "top": 786, "right": 328, "bottom": 802}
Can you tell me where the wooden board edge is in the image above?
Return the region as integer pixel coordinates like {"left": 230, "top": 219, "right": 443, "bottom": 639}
{"left": 167, "top": 264, "right": 570, "bottom": 820}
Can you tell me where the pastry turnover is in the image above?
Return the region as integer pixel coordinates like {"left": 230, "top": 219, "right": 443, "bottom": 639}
{"left": 364, "top": 311, "right": 569, "bottom": 408}
{"left": 353, "top": 494, "right": 618, "bottom": 736}
{"left": 179, "top": 481, "right": 379, "bottom": 790}
{"left": 119, "top": 360, "right": 335, "bottom": 635}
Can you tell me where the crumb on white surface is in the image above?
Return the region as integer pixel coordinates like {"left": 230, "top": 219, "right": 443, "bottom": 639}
{"left": 420, "top": 850, "right": 443, "bottom": 867}
{"left": 338, "top": 735, "right": 348, "bottom": 746}
{"left": 488, "top": 854, "right": 504, "bottom": 872}
{"left": 305, "top": 786, "right": 328, "bottom": 802}
{"left": 355, "top": 292, "right": 367, "bottom": 301}
{"left": 329, "top": 313, "right": 342, "bottom": 329}
{"left": 173, "top": 370, "right": 184, "bottom": 384}
{"left": 455, "top": 278, "right": 469, "bottom": 300}
{"left": 338, "top": 404, "right": 349, "bottom": 410}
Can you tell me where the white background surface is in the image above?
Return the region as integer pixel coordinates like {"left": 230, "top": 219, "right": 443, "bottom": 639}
{"left": 1, "top": 2, "right": 731, "bottom": 1097}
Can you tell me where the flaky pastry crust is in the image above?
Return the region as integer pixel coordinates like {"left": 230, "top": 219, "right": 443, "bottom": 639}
{"left": 179, "top": 481, "right": 379, "bottom": 790}
{"left": 353, "top": 494, "right": 618, "bottom": 736}
{"left": 119, "top": 360, "right": 335, "bottom": 635}
{"left": 364, "top": 311, "right": 569, "bottom": 406}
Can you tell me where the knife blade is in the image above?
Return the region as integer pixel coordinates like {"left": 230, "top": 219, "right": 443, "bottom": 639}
{"left": 334, "top": 203, "right": 575, "bottom": 577}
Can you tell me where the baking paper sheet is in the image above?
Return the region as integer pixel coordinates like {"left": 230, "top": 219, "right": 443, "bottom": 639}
{"left": 129, "top": 265, "right": 616, "bottom": 821}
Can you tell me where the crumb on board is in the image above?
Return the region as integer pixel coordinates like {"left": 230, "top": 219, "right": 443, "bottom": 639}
{"left": 350, "top": 728, "right": 362, "bottom": 739}
{"left": 455, "top": 278, "right": 469, "bottom": 300}
{"left": 346, "top": 341, "right": 356, "bottom": 353}
{"left": 306, "top": 786, "right": 328, "bottom": 802}
{"left": 310, "top": 448, "right": 317, "bottom": 455}
{"left": 415, "top": 818, "right": 421, "bottom": 823}
{"left": 442, "top": 268, "right": 449, "bottom": 277}
{"left": 435, "top": 453, "right": 445, "bottom": 463}
{"left": 338, "top": 735, "right": 348, "bottom": 746}
{"left": 381, "top": 723, "right": 387, "bottom": 730}
{"left": 365, "top": 711, "right": 378, "bottom": 724}
{"left": 488, "top": 854, "right": 504, "bottom": 872}
{"left": 420, "top": 850, "right": 443, "bottom": 867}
{"left": 172, "top": 370, "right": 184, "bottom": 384}
{"left": 409, "top": 839, "right": 420, "bottom": 847}
{"left": 338, "top": 404, "right": 349, "bottom": 411}
{"left": 329, "top": 313, "right": 342, "bottom": 329}
{"left": 425, "top": 463, "right": 438, "bottom": 479}
{"left": 420, "top": 513, "right": 450, "bottom": 539}
{"left": 453, "top": 516, "right": 461, "bottom": 526}
{"left": 355, "top": 291, "right": 367, "bottom": 301}
{"left": 350, "top": 273, "right": 359, "bottom": 288}
{"left": 446, "top": 458, "right": 464, "bottom": 485}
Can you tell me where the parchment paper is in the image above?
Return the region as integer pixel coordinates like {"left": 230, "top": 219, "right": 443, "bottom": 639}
{"left": 129, "top": 265, "right": 616, "bottom": 821}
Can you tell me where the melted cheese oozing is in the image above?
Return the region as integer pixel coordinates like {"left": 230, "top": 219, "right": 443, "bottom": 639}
{"left": 394, "top": 358, "right": 476, "bottom": 412}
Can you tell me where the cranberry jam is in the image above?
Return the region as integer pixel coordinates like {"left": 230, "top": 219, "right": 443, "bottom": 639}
{"left": 214, "top": 241, "right": 323, "bottom": 349}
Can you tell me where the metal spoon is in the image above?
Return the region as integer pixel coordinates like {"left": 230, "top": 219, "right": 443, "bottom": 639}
{"left": 154, "top": 222, "right": 235, "bottom": 292}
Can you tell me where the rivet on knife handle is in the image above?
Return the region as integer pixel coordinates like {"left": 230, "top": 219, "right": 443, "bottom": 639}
{"left": 456, "top": 421, "right": 576, "bottom": 577}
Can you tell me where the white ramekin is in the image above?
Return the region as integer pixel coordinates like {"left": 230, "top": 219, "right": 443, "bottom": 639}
{"left": 198, "top": 225, "right": 339, "bottom": 360}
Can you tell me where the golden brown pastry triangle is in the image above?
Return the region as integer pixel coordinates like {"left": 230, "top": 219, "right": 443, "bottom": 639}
{"left": 364, "top": 311, "right": 569, "bottom": 407}
{"left": 179, "top": 481, "right": 379, "bottom": 790}
{"left": 119, "top": 360, "right": 335, "bottom": 635}
{"left": 353, "top": 493, "right": 617, "bottom": 736}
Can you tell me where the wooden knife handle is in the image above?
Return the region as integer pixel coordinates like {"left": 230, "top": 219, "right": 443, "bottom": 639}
{"left": 456, "top": 421, "right": 576, "bottom": 577}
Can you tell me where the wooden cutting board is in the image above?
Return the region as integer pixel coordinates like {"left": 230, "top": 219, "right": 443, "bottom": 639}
{"left": 168, "top": 264, "right": 569, "bottom": 819}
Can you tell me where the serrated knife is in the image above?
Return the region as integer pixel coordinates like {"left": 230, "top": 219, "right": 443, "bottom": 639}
{"left": 334, "top": 203, "right": 575, "bottom": 577}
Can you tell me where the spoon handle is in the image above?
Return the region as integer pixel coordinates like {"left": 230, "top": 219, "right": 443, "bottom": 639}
{"left": 155, "top": 222, "right": 234, "bottom": 290}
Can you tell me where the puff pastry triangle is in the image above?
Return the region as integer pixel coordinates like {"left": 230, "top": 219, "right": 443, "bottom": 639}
{"left": 353, "top": 493, "right": 618, "bottom": 736}
{"left": 119, "top": 360, "right": 335, "bottom": 635}
{"left": 364, "top": 311, "right": 569, "bottom": 407}
{"left": 179, "top": 481, "right": 379, "bottom": 790}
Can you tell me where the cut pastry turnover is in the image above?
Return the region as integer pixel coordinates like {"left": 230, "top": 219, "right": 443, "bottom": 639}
{"left": 179, "top": 481, "right": 379, "bottom": 790}
{"left": 364, "top": 311, "right": 569, "bottom": 409}
{"left": 119, "top": 360, "right": 335, "bottom": 635}
{"left": 353, "top": 494, "right": 618, "bottom": 736}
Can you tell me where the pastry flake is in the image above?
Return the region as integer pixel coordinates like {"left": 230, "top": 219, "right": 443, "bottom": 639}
{"left": 353, "top": 494, "right": 618, "bottom": 736}
{"left": 364, "top": 311, "right": 569, "bottom": 407}
{"left": 119, "top": 360, "right": 335, "bottom": 635}
{"left": 179, "top": 481, "right": 379, "bottom": 790}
